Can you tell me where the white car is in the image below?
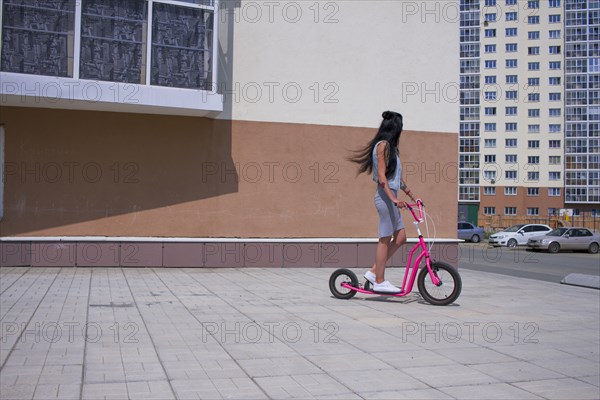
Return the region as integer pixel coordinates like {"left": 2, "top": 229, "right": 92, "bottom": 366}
{"left": 488, "top": 224, "right": 552, "bottom": 248}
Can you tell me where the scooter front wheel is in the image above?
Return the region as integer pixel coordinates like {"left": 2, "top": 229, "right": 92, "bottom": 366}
{"left": 329, "top": 268, "right": 358, "bottom": 299}
{"left": 417, "top": 261, "right": 462, "bottom": 306}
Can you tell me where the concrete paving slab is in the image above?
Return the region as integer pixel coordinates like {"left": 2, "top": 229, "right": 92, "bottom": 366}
{"left": 0, "top": 266, "right": 599, "bottom": 400}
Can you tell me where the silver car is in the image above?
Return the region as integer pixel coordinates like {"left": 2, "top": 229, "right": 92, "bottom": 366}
{"left": 458, "top": 221, "right": 485, "bottom": 243}
{"left": 527, "top": 227, "right": 600, "bottom": 254}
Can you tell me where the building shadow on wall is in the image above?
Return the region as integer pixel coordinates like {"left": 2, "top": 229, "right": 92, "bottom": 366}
{"left": 0, "top": 109, "right": 239, "bottom": 235}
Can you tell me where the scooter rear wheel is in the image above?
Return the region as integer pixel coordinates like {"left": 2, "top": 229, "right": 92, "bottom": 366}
{"left": 329, "top": 269, "right": 358, "bottom": 299}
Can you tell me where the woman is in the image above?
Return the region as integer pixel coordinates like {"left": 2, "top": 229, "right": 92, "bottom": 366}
{"left": 350, "top": 111, "right": 417, "bottom": 293}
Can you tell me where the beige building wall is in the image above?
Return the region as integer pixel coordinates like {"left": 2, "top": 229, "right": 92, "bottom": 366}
{"left": 219, "top": 0, "right": 460, "bottom": 132}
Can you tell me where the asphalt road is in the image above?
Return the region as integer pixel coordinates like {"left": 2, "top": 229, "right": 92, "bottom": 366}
{"left": 458, "top": 242, "right": 600, "bottom": 284}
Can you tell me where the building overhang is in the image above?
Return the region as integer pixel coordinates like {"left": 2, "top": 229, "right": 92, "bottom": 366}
{"left": 0, "top": 72, "right": 223, "bottom": 117}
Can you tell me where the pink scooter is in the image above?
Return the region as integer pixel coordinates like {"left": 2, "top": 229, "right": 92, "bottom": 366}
{"left": 329, "top": 200, "right": 462, "bottom": 306}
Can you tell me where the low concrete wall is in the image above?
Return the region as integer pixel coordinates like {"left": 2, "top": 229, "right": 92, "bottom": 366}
{"left": 1, "top": 239, "right": 460, "bottom": 269}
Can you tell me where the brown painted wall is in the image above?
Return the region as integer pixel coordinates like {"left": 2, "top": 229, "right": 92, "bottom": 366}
{"left": 0, "top": 107, "right": 458, "bottom": 238}
{"left": 479, "top": 186, "right": 564, "bottom": 218}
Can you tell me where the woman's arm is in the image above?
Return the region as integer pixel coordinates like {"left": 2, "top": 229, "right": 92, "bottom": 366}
{"left": 401, "top": 180, "right": 417, "bottom": 203}
{"left": 376, "top": 142, "right": 400, "bottom": 205}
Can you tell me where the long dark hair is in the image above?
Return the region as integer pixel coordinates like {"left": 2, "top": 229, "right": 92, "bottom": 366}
{"left": 349, "top": 111, "right": 403, "bottom": 179}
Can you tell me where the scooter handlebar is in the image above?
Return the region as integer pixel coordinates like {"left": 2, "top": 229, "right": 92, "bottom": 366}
{"left": 405, "top": 199, "right": 425, "bottom": 222}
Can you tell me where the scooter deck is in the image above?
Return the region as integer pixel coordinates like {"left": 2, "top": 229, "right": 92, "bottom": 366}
{"left": 340, "top": 283, "right": 407, "bottom": 297}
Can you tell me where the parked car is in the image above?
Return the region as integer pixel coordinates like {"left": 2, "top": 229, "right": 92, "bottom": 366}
{"left": 488, "top": 224, "right": 552, "bottom": 248}
{"left": 527, "top": 227, "right": 600, "bottom": 254}
{"left": 458, "top": 221, "right": 485, "bottom": 243}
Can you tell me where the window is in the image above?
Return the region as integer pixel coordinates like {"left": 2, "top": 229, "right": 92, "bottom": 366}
{"left": 506, "top": 59, "right": 518, "bottom": 68}
{"left": 549, "top": 61, "right": 561, "bottom": 70}
{"left": 549, "top": 172, "right": 561, "bottom": 180}
{"left": 485, "top": 75, "right": 497, "bottom": 84}
{"left": 549, "top": 15, "right": 561, "bottom": 23}
{"left": 484, "top": 139, "right": 497, "bottom": 148}
{"left": 505, "top": 187, "right": 517, "bottom": 195}
{"left": 485, "top": 155, "right": 496, "bottom": 163}
{"left": 506, "top": 106, "right": 517, "bottom": 115}
{"left": 549, "top": 156, "right": 561, "bottom": 165}
{"left": 549, "top": 108, "right": 561, "bottom": 117}
{"left": 528, "top": 62, "right": 540, "bottom": 70}
{"left": 506, "top": 154, "right": 517, "bottom": 163}
{"left": 549, "top": 30, "right": 561, "bottom": 39}
{"left": 549, "top": 46, "right": 561, "bottom": 54}
{"left": 484, "top": 207, "right": 496, "bottom": 215}
{"left": 506, "top": 122, "right": 517, "bottom": 131}
{"left": 528, "top": 93, "right": 540, "bottom": 102}
{"left": 549, "top": 140, "right": 561, "bottom": 148}
{"left": 0, "top": 1, "right": 217, "bottom": 90}
{"left": 549, "top": 124, "right": 561, "bottom": 132}
{"left": 505, "top": 171, "right": 517, "bottom": 181}
{"left": 506, "top": 75, "right": 518, "bottom": 84}
{"left": 528, "top": 16, "right": 540, "bottom": 24}
{"left": 528, "top": 78, "right": 539, "bottom": 86}
{"left": 507, "top": 90, "right": 518, "bottom": 100}
{"left": 506, "top": 139, "right": 517, "bottom": 147}
{"left": 528, "top": 156, "right": 539, "bottom": 164}
{"left": 505, "top": 207, "right": 517, "bottom": 216}
{"left": 485, "top": 13, "right": 497, "bottom": 22}
{"left": 506, "top": 43, "right": 518, "bottom": 52}
{"left": 528, "top": 109, "right": 540, "bottom": 117}
{"left": 528, "top": 47, "right": 540, "bottom": 55}
{"left": 549, "top": 93, "right": 561, "bottom": 101}
{"left": 549, "top": 0, "right": 560, "bottom": 7}
{"left": 485, "top": 44, "right": 497, "bottom": 53}
{"left": 485, "top": 91, "right": 497, "bottom": 100}
{"left": 549, "top": 188, "right": 561, "bottom": 196}
{"left": 528, "top": 188, "right": 539, "bottom": 196}
{"left": 485, "top": 123, "right": 497, "bottom": 132}
{"left": 484, "top": 187, "right": 496, "bottom": 196}
{"left": 528, "top": 140, "right": 540, "bottom": 148}
{"left": 506, "top": 28, "right": 518, "bottom": 37}
{"left": 527, "top": 0, "right": 539, "bottom": 8}
{"left": 528, "top": 124, "right": 540, "bottom": 133}
{"left": 506, "top": 12, "right": 518, "bottom": 21}
{"left": 549, "top": 77, "right": 561, "bottom": 85}
{"left": 528, "top": 172, "right": 539, "bottom": 181}
{"left": 485, "top": 107, "right": 497, "bottom": 116}
{"left": 1, "top": 2, "right": 77, "bottom": 77}
{"left": 484, "top": 170, "right": 497, "bottom": 180}
{"left": 485, "top": 0, "right": 496, "bottom": 5}
{"left": 485, "top": 29, "right": 497, "bottom": 38}
{"left": 528, "top": 31, "right": 540, "bottom": 40}
{"left": 485, "top": 60, "right": 497, "bottom": 69}
{"left": 527, "top": 208, "right": 540, "bottom": 216}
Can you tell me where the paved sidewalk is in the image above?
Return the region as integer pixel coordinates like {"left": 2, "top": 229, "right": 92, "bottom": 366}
{"left": 0, "top": 267, "right": 599, "bottom": 400}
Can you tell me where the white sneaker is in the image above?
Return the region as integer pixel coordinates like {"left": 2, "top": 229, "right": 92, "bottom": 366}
{"left": 373, "top": 280, "right": 401, "bottom": 294}
{"left": 364, "top": 271, "right": 376, "bottom": 284}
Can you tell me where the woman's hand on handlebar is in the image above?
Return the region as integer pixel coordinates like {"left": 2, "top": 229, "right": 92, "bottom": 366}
{"left": 395, "top": 201, "right": 408, "bottom": 209}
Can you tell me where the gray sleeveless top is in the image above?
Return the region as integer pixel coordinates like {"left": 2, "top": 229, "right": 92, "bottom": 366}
{"left": 372, "top": 140, "right": 406, "bottom": 191}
